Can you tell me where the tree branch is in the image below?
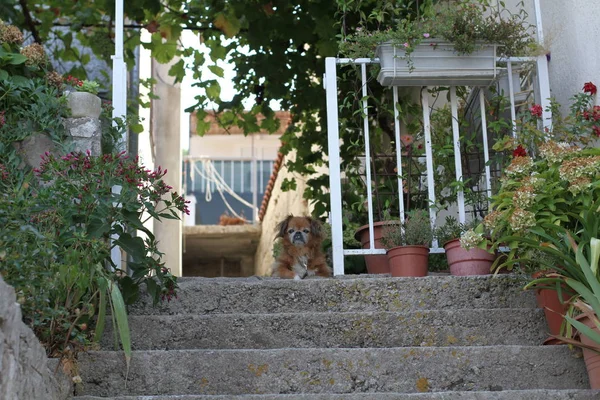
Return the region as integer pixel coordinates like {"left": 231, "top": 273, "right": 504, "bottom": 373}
{"left": 19, "top": 0, "right": 42, "bottom": 43}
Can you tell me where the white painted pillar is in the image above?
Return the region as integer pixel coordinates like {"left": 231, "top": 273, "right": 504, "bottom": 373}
{"left": 152, "top": 59, "right": 182, "bottom": 277}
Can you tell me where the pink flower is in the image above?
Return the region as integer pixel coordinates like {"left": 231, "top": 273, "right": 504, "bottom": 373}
{"left": 403, "top": 42, "right": 409, "bottom": 48}
{"left": 529, "top": 104, "right": 543, "bottom": 118}
{"left": 423, "top": 33, "right": 430, "bottom": 38}
{"left": 583, "top": 82, "right": 597, "bottom": 95}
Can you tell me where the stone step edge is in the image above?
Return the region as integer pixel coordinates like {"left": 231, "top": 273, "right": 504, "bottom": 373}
{"left": 122, "top": 308, "right": 542, "bottom": 318}
{"left": 73, "top": 389, "right": 600, "bottom": 399}
{"left": 82, "top": 344, "right": 569, "bottom": 356}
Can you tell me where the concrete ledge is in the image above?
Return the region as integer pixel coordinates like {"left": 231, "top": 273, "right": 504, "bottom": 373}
{"left": 128, "top": 275, "right": 535, "bottom": 315}
{"left": 76, "top": 346, "right": 588, "bottom": 396}
{"left": 183, "top": 224, "right": 262, "bottom": 258}
{"left": 104, "top": 309, "right": 548, "bottom": 350}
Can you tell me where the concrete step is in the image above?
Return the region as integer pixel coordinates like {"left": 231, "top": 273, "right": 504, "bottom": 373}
{"left": 104, "top": 309, "right": 548, "bottom": 351}
{"left": 127, "top": 275, "right": 535, "bottom": 315}
{"left": 73, "top": 390, "right": 600, "bottom": 399}
{"left": 76, "top": 346, "right": 588, "bottom": 397}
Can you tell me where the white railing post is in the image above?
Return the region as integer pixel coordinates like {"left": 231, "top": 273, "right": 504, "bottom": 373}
{"left": 479, "top": 90, "right": 493, "bottom": 207}
{"left": 421, "top": 89, "right": 438, "bottom": 249}
{"left": 507, "top": 62, "right": 517, "bottom": 138}
{"left": 361, "top": 63, "right": 376, "bottom": 253}
{"left": 324, "top": 57, "right": 345, "bottom": 275}
{"left": 392, "top": 86, "right": 406, "bottom": 224}
{"left": 532, "top": 0, "right": 552, "bottom": 131}
{"left": 450, "top": 86, "right": 466, "bottom": 223}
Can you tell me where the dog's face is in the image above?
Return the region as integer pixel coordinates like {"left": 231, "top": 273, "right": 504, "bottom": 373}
{"left": 276, "top": 215, "right": 322, "bottom": 248}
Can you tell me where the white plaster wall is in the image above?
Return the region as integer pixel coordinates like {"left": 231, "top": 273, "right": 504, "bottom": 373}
{"left": 253, "top": 151, "right": 312, "bottom": 276}
{"left": 189, "top": 134, "right": 281, "bottom": 160}
{"left": 540, "top": 1, "right": 600, "bottom": 111}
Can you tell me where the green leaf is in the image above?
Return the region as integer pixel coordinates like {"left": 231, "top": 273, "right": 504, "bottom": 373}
{"left": 130, "top": 123, "right": 144, "bottom": 134}
{"left": 206, "top": 81, "right": 221, "bottom": 100}
{"left": 8, "top": 54, "right": 27, "bottom": 65}
{"left": 94, "top": 286, "right": 107, "bottom": 342}
{"left": 213, "top": 12, "right": 241, "bottom": 38}
{"left": 114, "top": 233, "right": 146, "bottom": 262}
{"left": 109, "top": 282, "right": 132, "bottom": 373}
{"left": 168, "top": 59, "right": 186, "bottom": 83}
{"left": 208, "top": 65, "right": 224, "bottom": 78}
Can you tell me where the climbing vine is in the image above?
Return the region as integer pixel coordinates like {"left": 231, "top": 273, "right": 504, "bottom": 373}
{"left": 1, "top": 0, "right": 433, "bottom": 218}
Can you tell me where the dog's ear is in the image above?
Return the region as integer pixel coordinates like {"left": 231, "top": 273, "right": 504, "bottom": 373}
{"left": 307, "top": 217, "right": 323, "bottom": 239}
{"left": 275, "top": 215, "right": 294, "bottom": 239}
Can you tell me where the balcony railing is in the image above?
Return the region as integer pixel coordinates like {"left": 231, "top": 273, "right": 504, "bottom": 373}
{"left": 324, "top": 53, "right": 551, "bottom": 276}
{"left": 183, "top": 156, "right": 274, "bottom": 225}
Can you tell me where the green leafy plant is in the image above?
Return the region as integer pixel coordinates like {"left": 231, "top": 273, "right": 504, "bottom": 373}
{"left": 381, "top": 209, "right": 432, "bottom": 248}
{"left": 434, "top": 215, "right": 484, "bottom": 248}
{"left": 521, "top": 208, "right": 600, "bottom": 350}
{"left": 79, "top": 79, "right": 100, "bottom": 95}
{"left": 485, "top": 83, "right": 600, "bottom": 273}
{"left": 339, "top": 0, "right": 536, "bottom": 64}
{"left": 0, "top": 150, "right": 186, "bottom": 362}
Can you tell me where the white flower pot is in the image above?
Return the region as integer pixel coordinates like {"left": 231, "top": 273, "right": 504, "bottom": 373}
{"left": 376, "top": 41, "right": 498, "bottom": 87}
{"left": 66, "top": 91, "right": 102, "bottom": 118}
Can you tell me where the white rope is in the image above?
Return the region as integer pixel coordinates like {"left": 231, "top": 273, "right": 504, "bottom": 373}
{"left": 191, "top": 160, "right": 257, "bottom": 222}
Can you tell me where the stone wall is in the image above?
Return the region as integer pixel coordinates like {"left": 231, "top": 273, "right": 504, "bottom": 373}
{"left": 13, "top": 114, "right": 102, "bottom": 171}
{"left": 0, "top": 276, "right": 72, "bottom": 400}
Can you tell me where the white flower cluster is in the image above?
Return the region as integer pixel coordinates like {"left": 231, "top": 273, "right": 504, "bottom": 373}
{"left": 505, "top": 156, "right": 534, "bottom": 177}
{"left": 513, "top": 185, "right": 536, "bottom": 208}
{"left": 509, "top": 208, "right": 536, "bottom": 232}
{"left": 559, "top": 156, "right": 600, "bottom": 182}
{"left": 568, "top": 177, "right": 592, "bottom": 195}
{"left": 460, "top": 229, "right": 483, "bottom": 251}
{"left": 539, "top": 141, "right": 580, "bottom": 164}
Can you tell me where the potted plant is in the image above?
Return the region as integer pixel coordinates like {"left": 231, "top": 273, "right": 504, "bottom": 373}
{"left": 509, "top": 199, "right": 600, "bottom": 345}
{"left": 64, "top": 75, "right": 102, "bottom": 118}
{"left": 381, "top": 210, "right": 432, "bottom": 277}
{"left": 526, "top": 222, "right": 600, "bottom": 387}
{"left": 435, "top": 216, "right": 495, "bottom": 276}
{"left": 339, "top": 0, "right": 536, "bottom": 87}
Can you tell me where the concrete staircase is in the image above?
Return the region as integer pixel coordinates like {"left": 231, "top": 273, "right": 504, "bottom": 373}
{"left": 74, "top": 275, "right": 599, "bottom": 399}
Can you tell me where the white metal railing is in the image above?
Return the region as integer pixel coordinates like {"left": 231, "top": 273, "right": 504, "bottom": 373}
{"left": 325, "top": 54, "right": 551, "bottom": 276}
{"left": 183, "top": 156, "right": 274, "bottom": 223}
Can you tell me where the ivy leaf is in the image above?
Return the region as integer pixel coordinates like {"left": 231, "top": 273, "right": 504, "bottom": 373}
{"left": 213, "top": 12, "right": 241, "bottom": 38}
{"left": 168, "top": 59, "right": 186, "bottom": 83}
{"left": 208, "top": 65, "right": 224, "bottom": 78}
{"left": 281, "top": 178, "right": 297, "bottom": 192}
{"left": 205, "top": 80, "right": 221, "bottom": 101}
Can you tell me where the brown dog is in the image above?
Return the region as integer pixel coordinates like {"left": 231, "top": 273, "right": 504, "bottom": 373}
{"left": 271, "top": 215, "right": 331, "bottom": 279}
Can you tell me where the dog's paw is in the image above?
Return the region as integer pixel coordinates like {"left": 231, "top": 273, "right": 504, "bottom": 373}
{"left": 293, "top": 274, "right": 302, "bottom": 280}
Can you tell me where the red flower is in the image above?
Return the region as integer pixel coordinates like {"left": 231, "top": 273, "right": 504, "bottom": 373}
{"left": 512, "top": 145, "right": 527, "bottom": 157}
{"left": 529, "top": 104, "right": 543, "bottom": 118}
{"left": 593, "top": 126, "right": 600, "bottom": 137}
{"left": 583, "top": 82, "right": 597, "bottom": 95}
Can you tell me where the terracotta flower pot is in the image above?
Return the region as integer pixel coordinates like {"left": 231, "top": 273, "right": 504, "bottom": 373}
{"left": 576, "top": 314, "right": 600, "bottom": 389}
{"left": 356, "top": 221, "right": 398, "bottom": 274}
{"left": 531, "top": 271, "right": 570, "bottom": 344}
{"left": 386, "top": 245, "right": 429, "bottom": 277}
{"left": 443, "top": 238, "right": 495, "bottom": 276}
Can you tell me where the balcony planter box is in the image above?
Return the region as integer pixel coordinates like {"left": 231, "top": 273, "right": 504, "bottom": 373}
{"left": 375, "top": 41, "right": 498, "bottom": 87}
